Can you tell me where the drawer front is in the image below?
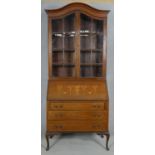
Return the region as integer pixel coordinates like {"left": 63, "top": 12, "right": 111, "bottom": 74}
{"left": 47, "top": 111, "right": 107, "bottom": 121}
{"left": 47, "top": 121, "right": 108, "bottom": 132}
{"left": 48, "top": 102, "right": 107, "bottom": 111}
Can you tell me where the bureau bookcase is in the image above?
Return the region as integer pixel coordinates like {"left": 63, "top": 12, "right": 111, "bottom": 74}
{"left": 45, "top": 3, "right": 110, "bottom": 151}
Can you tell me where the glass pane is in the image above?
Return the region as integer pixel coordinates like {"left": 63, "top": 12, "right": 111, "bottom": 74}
{"left": 52, "top": 65, "right": 75, "bottom": 77}
{"left": 92, "top": 66, "right": 102, "bottom": 77}
{"left": 92, "top": 19, "right": 103, "bottom": 33}
{"left": 52, "top": 19, "right": 62, "bottom": 33}
{"left": 52, "top": 66, "right": 63, "bottom": 77}
{"left": 64, "top": 50, "right": 74, "bottom": 64}
{"left": 92, "top": 34, "right": 103, "bottom": 50}
{"left": 63, "top": 13, "right": 75, "bottom": 77}
{"left": 64, "top": 14, "right": 75, "bottom": 32}
{"left": 52, "top": 51, "right": 63, "bottom": 64}
{"left": 92, "top": 51, "right": 102, "bottom": 63}
{"left": 80, "top": 51, "right": 91, "bottom": 63}
{"left": 63, "top": 66, "right": 75, "bottom": 77}
{"left": 64, "top": 13, "right": 75, "bottom": 50}
{"left": 80, "top": 34, "right": 91, "bottom": 49}
{"left": 64, "top": 34, "right": 75, "bottom": 49}
{"left": 52, "top": 33, "right": 63, "bottom": 50}
{"left": 81, "top": 66, "right": 93, "bottom": 77}
{"left": 80, "top": 14, "right": 91, "bottom": 32}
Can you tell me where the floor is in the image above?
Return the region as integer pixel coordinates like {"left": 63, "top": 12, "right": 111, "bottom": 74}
{"left": 41, "top": 133, "right": 114, "bottom": 155}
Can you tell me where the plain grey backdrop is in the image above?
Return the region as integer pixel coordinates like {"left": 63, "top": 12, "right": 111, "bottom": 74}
{"left": 41, "top": 1, "right": 114, "bottom": 147}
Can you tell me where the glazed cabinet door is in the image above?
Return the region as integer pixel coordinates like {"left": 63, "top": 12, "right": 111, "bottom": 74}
{"left": 51, "top": 13, "right": 76, "bottom": 77}
{"left": 80, "top": 13, "right": 104, "bottom": 77}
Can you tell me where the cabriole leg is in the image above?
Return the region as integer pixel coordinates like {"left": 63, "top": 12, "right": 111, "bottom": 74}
{"left": 105, "top": 133, "right": 110, "bottom": 151}
{"left": 46, "top": 134, "right": 49, "bottom": 151}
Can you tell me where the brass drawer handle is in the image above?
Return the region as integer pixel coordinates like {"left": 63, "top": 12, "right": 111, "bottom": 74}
{"left": 92, "top": 125, "right": 101, "bottom": 129}
{"left": 55, "top": 113, "right": 64, "bottom": 117}
{"left": 53, "top": 105, "right": 64, "bottom": 109}
{"left": 93, "top": 114, "right": 101, "bottom": 117}
{"left": 59, "top": 105, "right": 63, "bottom": 108}
{"left": 92, "top": 105, "right": 101, "bottom": 108}
{"left": 54, "top": 125, "right": 63, "bottom": 129}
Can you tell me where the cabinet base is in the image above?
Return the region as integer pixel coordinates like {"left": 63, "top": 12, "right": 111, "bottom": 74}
{"left": 45, "top": 131, "right": 110, "bottom": 151}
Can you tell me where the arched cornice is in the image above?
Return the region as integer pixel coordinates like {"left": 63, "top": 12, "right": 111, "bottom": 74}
{"left": 45, "top": 2, "right": 109, "bottom": 19}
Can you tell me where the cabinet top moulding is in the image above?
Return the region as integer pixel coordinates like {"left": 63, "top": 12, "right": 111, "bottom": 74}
{"left": 45, "top": 2, "right": 110, "bottom": 19}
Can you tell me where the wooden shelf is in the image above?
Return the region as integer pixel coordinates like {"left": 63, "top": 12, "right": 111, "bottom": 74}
{"left": 52, "top": 49, "right": 75, "bottom": 52}
{"left": 80, "top": 49, "right": 102, "bottom": 52}
{"left": 52, "top": 32, "right": 63, "bottom": 34}
{"left": 64, "top": 64, "right": 75, "bottom": 67}
{"left": 53, "top": 64, "right": 75, "bottom": 67}
{"left": 52, "top": 64, "right": 63, "bottom": 66}
{"left": 92, "top": 49, "right": 103, "bottom": 52}
{"left": 64, "top": 49, "right": 75, "bottom": 52}
{"left": 80, "top": 49, "right": 91, "bottom": 52}
{"left": 52, "top": 49, "right": 63, "bottom": 52}
{"left": 80, "top": 63, "right": 102, "bottom": 66}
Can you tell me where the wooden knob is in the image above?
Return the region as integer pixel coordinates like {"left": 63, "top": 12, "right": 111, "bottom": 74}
{"left": 54, "top": 105, "right": 57, "bottom": 108}
{"left": 59, "top": 125, "right": 63, "bottom": 129}
{"left": 59, "top": 105, "right": 63, "bottom": 108}
{"left": 55, "top": 113, "right": 63, "bottom": 117}
{"left": 54, "top": 125, "right": 63, "bottom": 129}
{"left": 93, "top": 105, "right": 97, "bottom": 108}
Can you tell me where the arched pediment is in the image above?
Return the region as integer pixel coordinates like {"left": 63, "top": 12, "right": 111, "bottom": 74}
{"left": 45, "top": 2, "right": 109, "bottom": 19}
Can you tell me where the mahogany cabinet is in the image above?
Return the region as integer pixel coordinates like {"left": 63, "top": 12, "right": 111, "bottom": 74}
{"left": 45, "top": 2, "right": 110, "bottom": 151}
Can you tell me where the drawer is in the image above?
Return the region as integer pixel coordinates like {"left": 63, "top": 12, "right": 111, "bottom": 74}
{"left": 48, "top": 101, "right": 107, "bottom": 111}
{"left": 47, "top": 111, "right": 107, "bottom": 121}
{"left": 47, "top": 121, "right": 108, "bottom": 132}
